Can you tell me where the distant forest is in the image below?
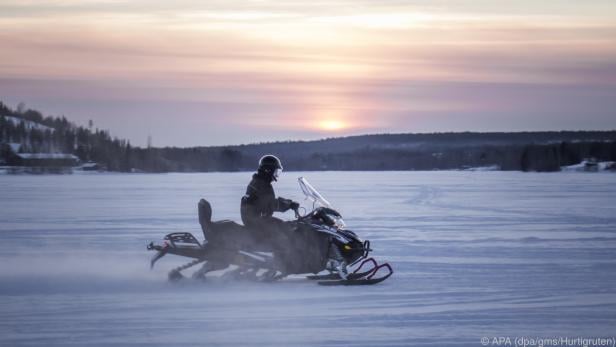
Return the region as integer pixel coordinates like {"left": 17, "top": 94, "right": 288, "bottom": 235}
{"left": 1, "top": 101, "right": 616, "bottom": 172}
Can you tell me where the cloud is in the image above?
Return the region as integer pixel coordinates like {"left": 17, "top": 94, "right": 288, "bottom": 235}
{"left": 1, "top": 0, "right": 615, "bottom": 146}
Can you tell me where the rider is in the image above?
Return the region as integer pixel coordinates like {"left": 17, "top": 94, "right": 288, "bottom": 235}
{"left": 240, "top": 155, "right": 300, "bottom": 275}
{"left": 240, "top": 154, "right": 299, "bottom": 231}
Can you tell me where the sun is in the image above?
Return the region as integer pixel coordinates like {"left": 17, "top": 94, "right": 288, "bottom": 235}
{"left": 318, "top": 119, "right": 347, "bottom": 131}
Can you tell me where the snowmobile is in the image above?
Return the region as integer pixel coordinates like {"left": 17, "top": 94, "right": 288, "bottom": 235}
{"left": 147, "top": 177, "right": 393, "bottom": 285}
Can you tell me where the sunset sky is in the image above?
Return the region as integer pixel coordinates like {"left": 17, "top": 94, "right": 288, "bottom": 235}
{"left": 1, "top": 0, "right": 615, "bottom": 147}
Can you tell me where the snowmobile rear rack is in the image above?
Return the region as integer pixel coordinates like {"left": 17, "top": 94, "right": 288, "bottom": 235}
{"left": 163, "top": 232, "right": 202, "bottom": 248}
{"left": 148, "top": 232, "right": 205, "bottom": 269}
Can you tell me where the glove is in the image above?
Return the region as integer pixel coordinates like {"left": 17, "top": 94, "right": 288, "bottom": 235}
{"left": 277, "top": 197, "right": 298, "bottom": 212}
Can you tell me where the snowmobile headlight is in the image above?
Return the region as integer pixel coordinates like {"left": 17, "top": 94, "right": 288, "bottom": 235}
{"left": 328, "top": 214, "right": 346, "bottom": 229}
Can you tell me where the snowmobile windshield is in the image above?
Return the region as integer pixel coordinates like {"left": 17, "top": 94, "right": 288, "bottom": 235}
{"left": 298, "top": 177, "right": 346, "bottom": 228}
{"left": 298, "top": 177, "right": 332, "bottom": 208}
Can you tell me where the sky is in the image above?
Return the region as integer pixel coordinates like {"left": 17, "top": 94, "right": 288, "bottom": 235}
{"left": 1, "top": 0, "right": 615, "bottom": 147}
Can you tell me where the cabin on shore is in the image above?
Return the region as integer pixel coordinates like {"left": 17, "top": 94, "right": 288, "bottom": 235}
{"left": 0, "top": 143, "right": 80, "bottom": 168}
{"left": 11, "top": 153, "right": 80, "bottom": 167}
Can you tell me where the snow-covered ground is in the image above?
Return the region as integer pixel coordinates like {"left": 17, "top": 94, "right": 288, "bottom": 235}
{"left": 1, "top": 172, "right": 615, "bottom": 346}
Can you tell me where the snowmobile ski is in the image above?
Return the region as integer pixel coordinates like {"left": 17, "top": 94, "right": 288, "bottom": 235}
{"left": 317, "top": 262, "right": 393, "bottom": 286}
{"left": 307, "top": 258, "right": 379, "bottom": 280}
{"left": 306, "top": 271, "right": 371, "bottom": 281}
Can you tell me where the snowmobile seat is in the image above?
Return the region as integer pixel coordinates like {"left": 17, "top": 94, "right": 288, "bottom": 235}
{"left": 207, "top": 220, "right": 267, "bottom": 252}
{"left": 198, "top": 198, "right": 264, "bottom": 250}
{"left": 198, "top": 199, "right": 250, "bottom": 234}
{"left": 198, "top": 199, "right": 213, "bottom": 230}
{"left": 209, "top": 220, "right": 245, "bottom": 233}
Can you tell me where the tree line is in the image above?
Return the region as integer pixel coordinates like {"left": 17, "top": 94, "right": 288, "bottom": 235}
{"left": 1, "top": 101, "right": 615, "bottom": 172}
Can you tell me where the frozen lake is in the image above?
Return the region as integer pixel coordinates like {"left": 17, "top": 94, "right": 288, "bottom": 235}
{"left": 1, "top": 171, "right": 616, "bottom": 346}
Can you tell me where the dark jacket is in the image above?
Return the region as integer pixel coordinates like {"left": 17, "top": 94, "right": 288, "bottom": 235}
{"left": 240, "top": 171, "right": 293, "bottom": 227}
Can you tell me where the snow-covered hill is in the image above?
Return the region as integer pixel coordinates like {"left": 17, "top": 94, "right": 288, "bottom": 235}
{"left": 4, "top": 115, "right": 54, "bottom": 132}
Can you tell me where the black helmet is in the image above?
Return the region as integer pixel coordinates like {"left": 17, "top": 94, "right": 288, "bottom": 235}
{"left": 258, "top": 154, "right": 283, "bottom": 180}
